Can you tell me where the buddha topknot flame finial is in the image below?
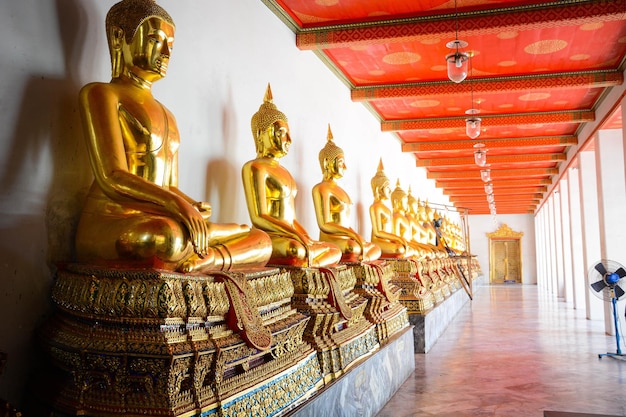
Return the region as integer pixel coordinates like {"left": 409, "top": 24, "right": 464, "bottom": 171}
{"left": 251, "top": 83, "right": 288, "bottom": 139}
{"left": 371, "top": 158, "right": 390, "bottom": 195}
{"left": 318, "top": 124, "right": 344, "bottom": 171}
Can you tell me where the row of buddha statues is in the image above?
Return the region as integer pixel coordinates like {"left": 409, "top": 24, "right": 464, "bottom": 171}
{"left": 32, "top": 1, "right": 479, "bottom": 416}
{"left": 76, "top": 68, "right": 466, "bottom": 273}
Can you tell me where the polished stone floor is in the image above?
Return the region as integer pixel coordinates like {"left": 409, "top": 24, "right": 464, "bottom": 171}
{"left": 376, "top": 284, "right": 626, "bottom": 417}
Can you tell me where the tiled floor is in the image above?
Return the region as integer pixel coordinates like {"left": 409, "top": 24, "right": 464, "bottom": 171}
{"left": 375, "top": 284, "right": 626, "bottom": 417}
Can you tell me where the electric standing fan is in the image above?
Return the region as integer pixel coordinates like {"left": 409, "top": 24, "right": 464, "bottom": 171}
{"left": 587, "top": 259, "right": 626, "bottom": 359}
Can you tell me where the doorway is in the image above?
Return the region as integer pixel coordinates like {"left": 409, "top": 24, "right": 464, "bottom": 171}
{"left": 487, "top": 224, "right": 523, "bottom": 284}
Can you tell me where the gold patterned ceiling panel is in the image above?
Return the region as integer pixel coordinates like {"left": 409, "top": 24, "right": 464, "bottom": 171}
{"left": 262, "top": 0, "right": 626, "bottom": 214}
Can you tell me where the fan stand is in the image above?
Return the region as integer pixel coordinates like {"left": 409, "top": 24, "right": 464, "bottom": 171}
{"left": 598, "top": 290, "right": 625, "bottom": 359}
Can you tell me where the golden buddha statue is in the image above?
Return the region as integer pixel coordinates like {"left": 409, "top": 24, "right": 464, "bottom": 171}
{"left": 242, "top": 85, "right": 342, "bottom": 267}
{"left": 369, "top": 160, "right": 414, "bottom": 258}
{"left": 418, "top": 199, "right": 438, "bottom": 247}
{"left": 407, "top": 187, "right": 438, "bottom": 257}
{"left": 391, "top": 180, "right": 432, "bottom": 259}
{"left": 312, "top": 125, "right": 381, "bottom": 263}
{"left": 75, "top": 0, "right": 272, "bottom": 273}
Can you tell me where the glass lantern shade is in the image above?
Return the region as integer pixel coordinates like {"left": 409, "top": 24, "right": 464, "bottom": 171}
{"left": 486, "top": 193, "right": 495, "bottom": 203}
{"left": 446, "top": 51, "right": 469, "bottom": 83}
{"left": 465, "top": 117, "right": 482, "bottom": 139}
{"left": 480, "top": 168, "right": 491, "bottom": 182}
{"left": 473, "top": 143, "right": 487, "bottom": 167}
{"left": 445, "top": 40, "right": 469, "bottom": 83}
{"left": 484, "top": 183, "right": 493, "bottom": 194}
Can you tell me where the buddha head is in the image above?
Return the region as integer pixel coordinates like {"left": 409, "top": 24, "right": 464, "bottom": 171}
{"left": 251, "top": 84, "right": 291, "bottom": 158}
{"left": 390, "top": 179, "right": 408, "bottom": 212}
{"left": 319, "top": 124, "right": 346, "bottom": 180}
{"left": 371, "top": 159, "right": 390, "bottom": 201}
{"left": 106, "top": 0, "right": 176, "bottom": 79}
{"left": 407, "top": 186, "right": 418, "bottom": 216}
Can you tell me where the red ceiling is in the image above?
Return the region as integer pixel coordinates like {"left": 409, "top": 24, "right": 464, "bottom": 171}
{"left": 262, "top": 0, "right": 626, "bottom": 214}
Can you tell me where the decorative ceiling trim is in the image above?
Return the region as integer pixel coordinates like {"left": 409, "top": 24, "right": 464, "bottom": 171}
{"left": 445, "top": 185, "right": 548, "bottom": 196}
{"left": 383, "top": 111, "right": 595, "bottom": 131}
{"left": 402, "top": 136, "right": 577, "bottom": 152}
{"left": 296, "top": 1, "right": 624, "bottom": 50}
{"left": 487, "top": 224, "right": 524, "bottom": 238}
{"left": 416, "top": 153, "right": 566, "bottom": 167}
{"left": 451, "top": 195, "right": 541, "bottom": 202}
{"left": 438, "top": 179, "right": 552, "bottom": 189}
{"left": 427, "top": 168, "right": 558, "bottom": 180}
{"left": 352, "top": 71, "right": 623, "bottom": 101}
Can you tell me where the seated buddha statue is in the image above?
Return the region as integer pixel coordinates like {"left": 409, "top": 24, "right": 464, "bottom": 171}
{"left": 406, "top": 187, "right": 439, "bottom": 258}
{"left": 418, "top": 200, "right": 438, "bottom": 247}
{"left": 75, "top": 0, "right": 272, "bottom": 273}
{"left": 369, "top": 160, "right": 415, "bottom": 259}
{"left": 242, "top": 86, "right": 342, "bottom": 268}
{"left": 391, "top": 180, "right": 434, "bottom": 259}
{"left": 312, "top": 125, "right": 381, "bottom": 263}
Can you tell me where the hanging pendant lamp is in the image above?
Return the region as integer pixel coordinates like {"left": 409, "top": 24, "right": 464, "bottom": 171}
{"left": 445, "top": 0, "right": 469, "bottom": 83}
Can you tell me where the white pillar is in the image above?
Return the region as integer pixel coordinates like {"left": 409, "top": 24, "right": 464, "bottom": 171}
{"left": 567, "top": 166, "right": 586, "bottom": 311}
{"left": 595, "top": 128, "right": 626, "bottom": 335}
{"left": 559, "top": 178, "right": 573, "bottom": 304}
{"left": 553, "top": 188, "right": 565, "bottom": 298}
{"left": 578, "top": 149, "right": 603, "bottom": 321}
{"left": 621, "top": 98, "right": 626, "bottom": 188}
{"left": 535, "top": 209, "right": 545, "bottom": 290}
{"left": 547, "top": 196, "right": 557, "bottom": 296}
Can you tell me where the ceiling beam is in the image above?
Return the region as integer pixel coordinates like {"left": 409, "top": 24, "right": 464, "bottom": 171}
{"left": 296, "top": 1, "right": 624, "bottom": 50}
{"left": 427, "top": 168, "right": 558, "bottom": 180}
{"left": 445, "top": 186, "right": 548, "bottom": 196}
{"left": 416, "top": 153, "right": 566, "bottom": 167}
{"left": 383, "top": 111, "right": 594, "bottom": 132}
{"left": 353, "top": 71, "right": 623, "bottom": 101}
{"left": 451, "top": 194, "right": 542, "bottom": 201}
{"left": 438, "top": 179, "right": 552, "bottom": 189}
{"left": 402, "top": 136, "right": 577, "bottom": 152}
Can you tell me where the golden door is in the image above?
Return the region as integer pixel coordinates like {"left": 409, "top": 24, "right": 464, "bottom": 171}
{"left": 491, "top": 239, "right": 521, "bottom": 283}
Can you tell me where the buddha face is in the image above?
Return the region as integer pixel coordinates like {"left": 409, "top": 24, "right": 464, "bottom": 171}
{"left": 260, "top": 120, "right": 291, "bottom": 158}
{"left": 122, "top": 17, "right": 174, "bottom": 82}
{"left": 378, "top": 182, "right": 390, "bottom": 200}
{"left": 408, "top": 198, "right": 417, "bottom": 215}
{"left": 328, "top": 154, "right": 346, "bottom": 179}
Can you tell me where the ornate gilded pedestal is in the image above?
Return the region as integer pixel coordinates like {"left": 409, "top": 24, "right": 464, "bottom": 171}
{"left": 415, "top": 260, "right": 445, "bottom": 305}
{"left": 37, "top": 265, "right": 322, "bottom": 417}
{"left": 346, "top": 261, "right": 409, "bottom": 345}
{"left": 286, "top": 265, "right": 379, "bottom": 384}
{"left": 382, "top": 258, "right": 434, "bottom": 314}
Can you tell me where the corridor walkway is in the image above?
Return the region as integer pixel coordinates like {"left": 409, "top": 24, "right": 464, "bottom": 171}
{"left": 376, "top": 284, "right": 626, "bottom": 417}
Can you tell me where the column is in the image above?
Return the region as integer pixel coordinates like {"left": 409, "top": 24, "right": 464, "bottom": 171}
{"left": 552, "top": 189, "right": 565, "bottom": 298}
{"left": 567, "top": 165, "right": 586, "bottom": 311}
{"left": 578, "top": 149, "right": 603, "bottom": 321}
{"left": 559, "top": 178, "right": 573, "bottom": 304}
{"left": 546, "top": 196, "right": 557, "bottom": 296}
{"left": 595, "top": 128, "right": 626, "bottom": 335}
{"left": 535, "top": 209, "right": 545, "bottom": 290}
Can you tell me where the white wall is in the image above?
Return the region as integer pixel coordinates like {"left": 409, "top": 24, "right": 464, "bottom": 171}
{"left": 0, "top": 0, "right": 453, "bottom": 405}
{"left": 468, "top": 214, "right": 537, "bottom": 285}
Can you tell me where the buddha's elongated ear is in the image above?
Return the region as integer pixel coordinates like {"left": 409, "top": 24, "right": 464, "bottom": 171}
{"left": 110, "top": 26, "right": 124, "bottom": 49}
{"left": 109, "top": 26, "right": 125, "bottom": 78}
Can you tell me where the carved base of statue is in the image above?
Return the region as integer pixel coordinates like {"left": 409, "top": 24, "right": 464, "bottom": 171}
{"left": 345, "top": 260, "right": 409, "bottom": 345}
{"left": 417, "top": 263, "right": 446, "bottom": 305}
{"left": 34, "top": 265, "right": 323, "bottom": 417}
{"left": 382, "top": 258, "right": 435, "bottom": 314}
{"left": 286, "top": 265, "right": 379, "bottom": 384}
{"left": 430, "top": 267, "right": 454, "bottom": 299}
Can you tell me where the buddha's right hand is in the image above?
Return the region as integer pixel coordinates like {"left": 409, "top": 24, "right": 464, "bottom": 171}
{"left": 194, "top": 201, "right": 212, "bottom": 219}
{"left": 176, "top": 201, "right": 211, "bottom": 258}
